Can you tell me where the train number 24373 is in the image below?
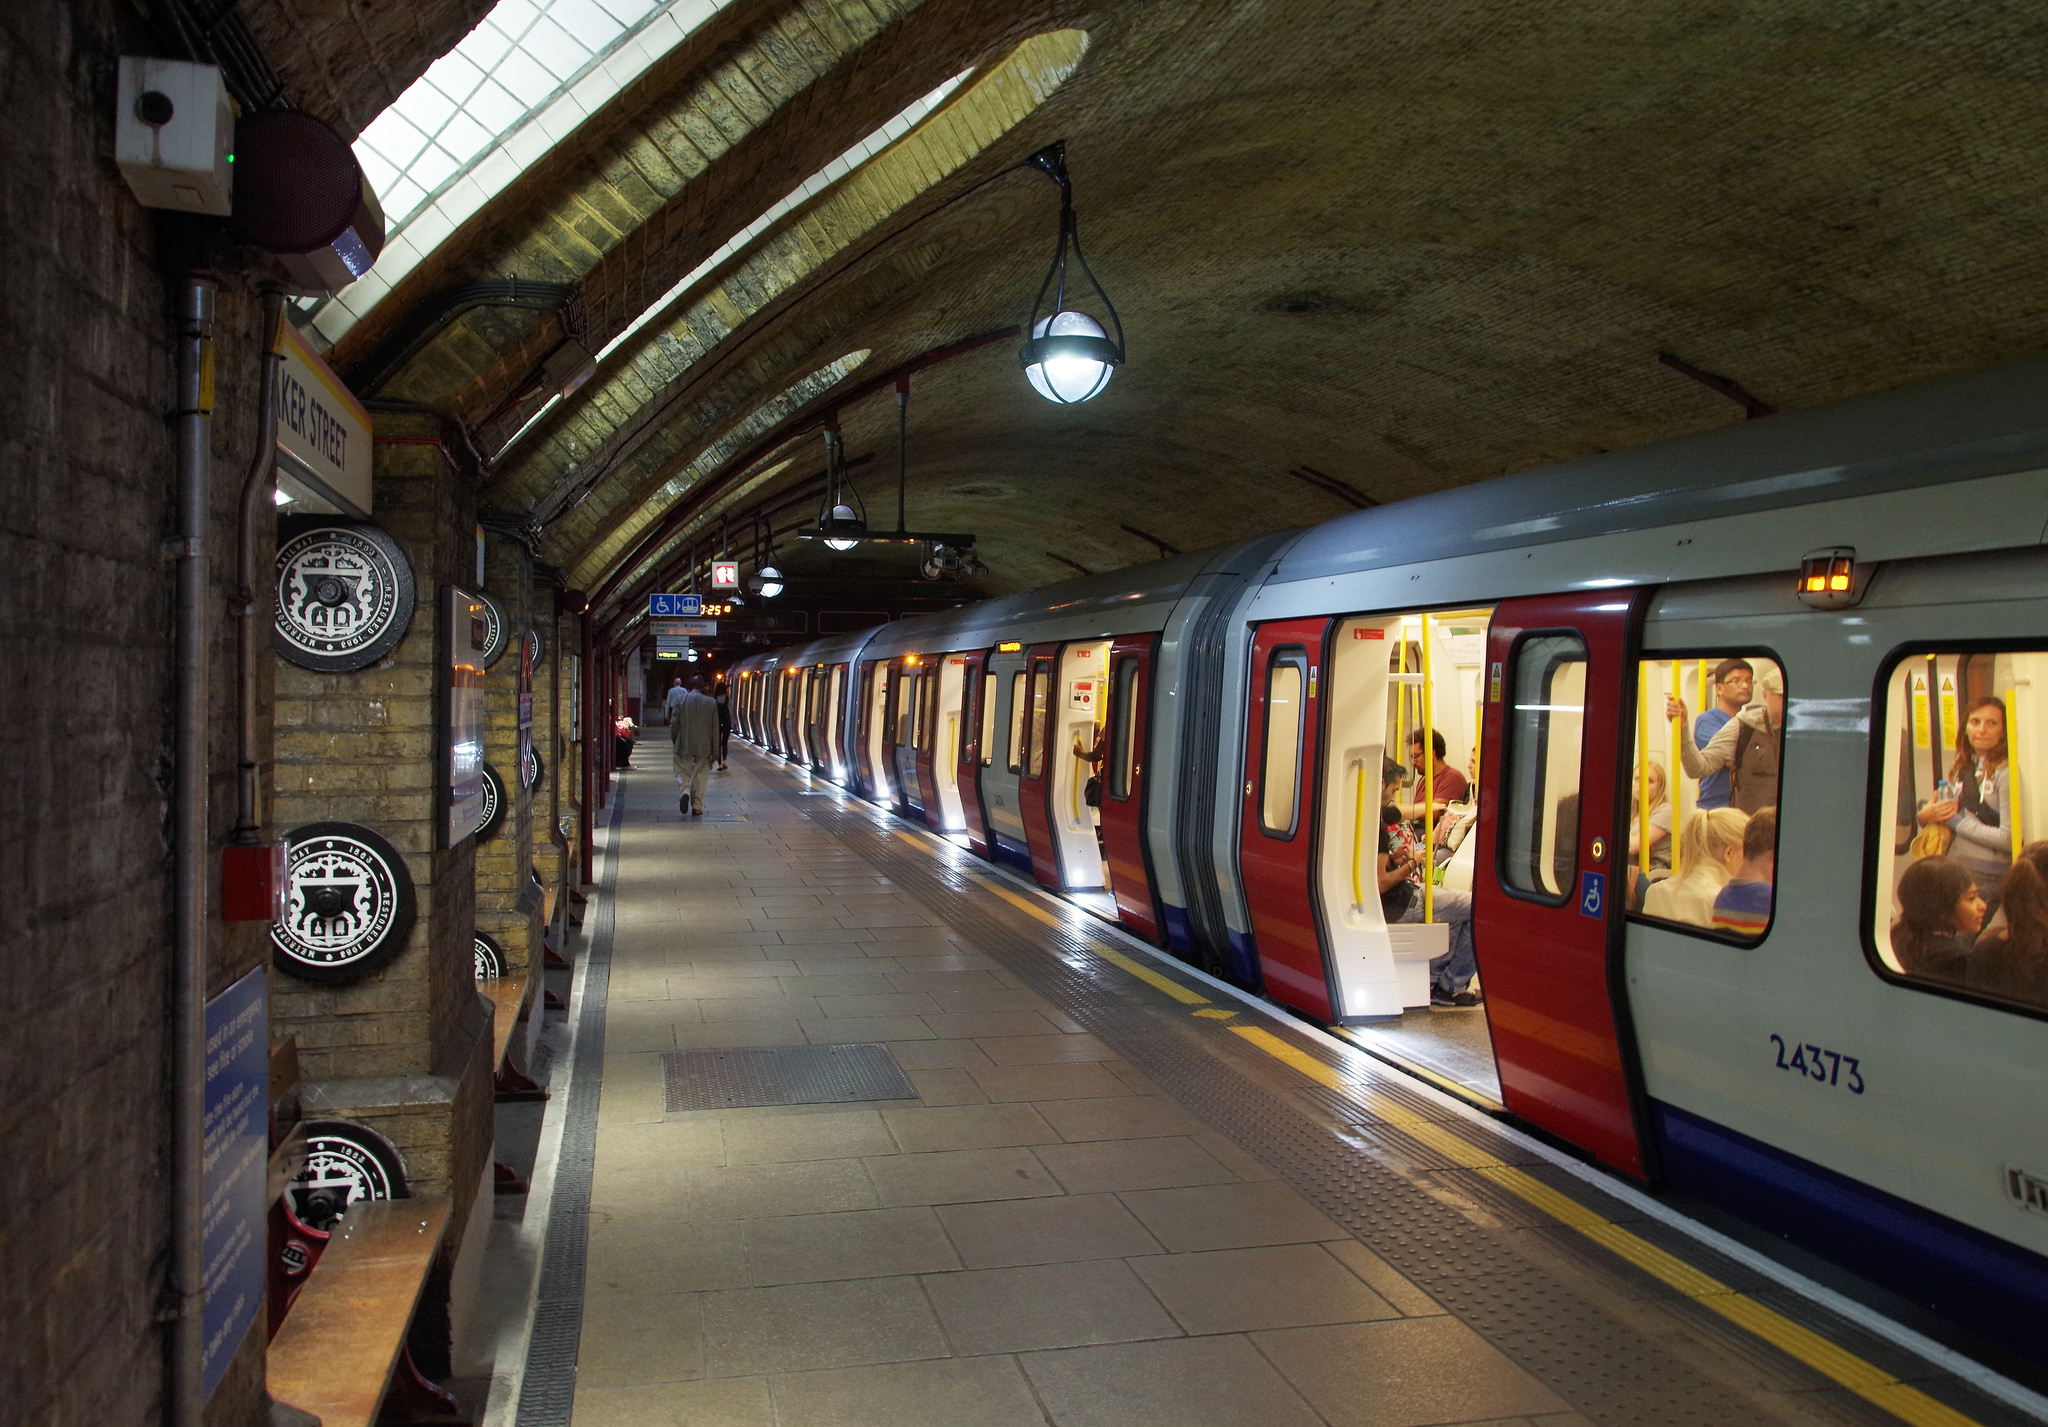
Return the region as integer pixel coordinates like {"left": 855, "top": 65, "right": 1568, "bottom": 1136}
{"left": 1769, "top": 1035, "right": 1864, "bottom": 1094}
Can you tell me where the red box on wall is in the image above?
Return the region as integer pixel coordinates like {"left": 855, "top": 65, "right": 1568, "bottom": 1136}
{"left": 222, "top": 842, "right": 288, "bottom": 923}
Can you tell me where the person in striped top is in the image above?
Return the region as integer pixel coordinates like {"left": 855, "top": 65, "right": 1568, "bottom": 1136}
{"left": 1710, "top": 807, "right": 1777, "bottom": 937}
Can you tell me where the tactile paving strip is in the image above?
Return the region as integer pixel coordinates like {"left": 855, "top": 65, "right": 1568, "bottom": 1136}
{"left": 771, "top": 787, "right": 1967, "bottom": 1427}
{"left": 661, "top": 1044, "right": 918, "bottom": 1110}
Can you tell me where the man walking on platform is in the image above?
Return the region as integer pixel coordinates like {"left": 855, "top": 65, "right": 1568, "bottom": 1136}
{"left": 670, "top": 675, "right": 719, "bottom": 816}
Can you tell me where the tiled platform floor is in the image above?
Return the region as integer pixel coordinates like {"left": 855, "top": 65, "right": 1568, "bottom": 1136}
{"left": 573, "top": 754, "right": 1580, "bottom": 1427}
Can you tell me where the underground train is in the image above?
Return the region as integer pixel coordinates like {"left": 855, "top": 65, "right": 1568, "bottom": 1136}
{"left": 725, "top": 356, "right": 2048, "bottom": 1360}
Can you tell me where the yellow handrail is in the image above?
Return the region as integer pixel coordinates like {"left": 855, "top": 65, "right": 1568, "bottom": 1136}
{"left": 2006, "top": 688, "right": 2024, "bottom": 864}
{"left": 1422, "top": 612, "right": 1435, "bottom": 924}
{"left": 1638, "top": 664, "right": 1652, "bottom": 880}
{"left": 1668, "top": 660, "right": 1683, "bottom": 877}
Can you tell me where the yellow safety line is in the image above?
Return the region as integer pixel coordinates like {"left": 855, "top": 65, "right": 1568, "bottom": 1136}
{"left": 962, "top": 872, "right": 1210, "bottom": 1004}
{"left": 1223, "top": 1025, "right": 1982, "bottom": 1427}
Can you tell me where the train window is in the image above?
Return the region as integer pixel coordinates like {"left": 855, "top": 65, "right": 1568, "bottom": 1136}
{"left": 886, "top": 669, "right": 902, "bottom": 745}
{"left": 1007, "top": 672, "right": 1027, "bottom": 773}
{"left": 1628, "top": 654, "right": 1785, "bottom": 942}
{"left": 899, "top": 672, "right": 919, "bottom": 747}
{"left": 1260, "top": 650, "right": 1309, "bottom": 837}
{"left": 1498, "top": 633, "right": 1587, "bottom": 901}
{"left": 980, "top": 672, "right": 998, "bottom": 766}
{"left": 1109, "top": 656, "right": 1139, "bottom": 802}
{"left": 1027, "top": 664, "right": 1051, "bottom": 778}
{"left": 1869, "top": 648, "right": 2047, "bottom": 1013}
{"left": 921, "top": 668, "right": 941, "bottom": 753}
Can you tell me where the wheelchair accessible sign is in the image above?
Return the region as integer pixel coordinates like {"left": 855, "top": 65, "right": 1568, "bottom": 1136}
{"left": 651, "top": 593, "right": 702, "bottom": 618}
{"left": 1578, "top": 871, "right": 1606, "bottom": 919}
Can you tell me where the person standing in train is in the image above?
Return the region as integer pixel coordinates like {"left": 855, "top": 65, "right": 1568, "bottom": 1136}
{"left": 1692, "top": 659, "right": 1753, "bottom": 810}
{"left": 1668, "top": 667, "right": 1782, "bottom": 814}
{"left": 1916, "top": 696, "right": 2012, "bottom": 919}
{"left": 669, "top": 676, "right": 719, "bottom": 816}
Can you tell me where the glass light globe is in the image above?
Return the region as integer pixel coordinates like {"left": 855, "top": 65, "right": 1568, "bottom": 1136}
{"left": 823, "top": 504, "right": 862, "bottom": 551}
{"left": 757, "top": 564, "right": 784, "bottom": 599}
{"left": 1025, "top": 311, "right": 1114, "bottom": 403}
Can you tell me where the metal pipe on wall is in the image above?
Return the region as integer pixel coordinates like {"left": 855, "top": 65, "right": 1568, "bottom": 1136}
{"left": 234, "top": 288, "right": 286, "bottom": 840}
{"left": 170, "top": 274, "right": 218, "bottom": 1427}
{"left": 580, "top": 602, "right": 595, "bottom": 883}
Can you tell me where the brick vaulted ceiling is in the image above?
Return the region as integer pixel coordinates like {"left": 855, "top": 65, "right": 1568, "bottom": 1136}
{"left": 279, "top": 0, "right": 2048, "bottom": 629}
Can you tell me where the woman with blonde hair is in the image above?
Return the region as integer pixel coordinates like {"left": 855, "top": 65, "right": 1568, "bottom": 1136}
{"left": 1643, "top": 808, "right": 1748, "bottom": 927}
{"left": 1627, "top": 761, "right": 1673, "bottom": 875}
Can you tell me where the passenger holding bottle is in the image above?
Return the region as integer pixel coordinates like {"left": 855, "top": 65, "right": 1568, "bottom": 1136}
{"left": 1917, "top": 697, "right": 2012, "bottom": 920}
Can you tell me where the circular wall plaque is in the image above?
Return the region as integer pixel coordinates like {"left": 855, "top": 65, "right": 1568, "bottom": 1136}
{"left": 477, "top": 762, "right": 507, "bottom": 842}
{"left": 522, "top": 745, "right": 544, "bottom": 791}
{"left": 289, "top": 1118, "right": 409, "bottom": 1231}
{"left": 474, "top": 929, "right": 506, "bottom": 981}
{"left": 523, "top": 627, "right": 543, "bottom": 667}
{"left": 274, "top": 524, "right": 416, "bottom": 672}
{"left": 478, "top": 592, "right": 509, "bottom": 669}
{"left": 271, "top": 821, "right": 417, "bottom": 984}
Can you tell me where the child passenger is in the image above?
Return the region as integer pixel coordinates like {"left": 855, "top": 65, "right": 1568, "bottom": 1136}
{"left": 1643, "top": 808, "right": 1747, "bottom": 927}
{"left": 1710, "top": 806, "right": 1777, "bottom": 936}
{"left": 1889, "top": 855, "right": 1983, "bottom": 985}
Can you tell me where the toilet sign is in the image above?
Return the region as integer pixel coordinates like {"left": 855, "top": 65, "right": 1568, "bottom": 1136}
{"left": 711, "top": 561, "right": 739, "bottom": 590}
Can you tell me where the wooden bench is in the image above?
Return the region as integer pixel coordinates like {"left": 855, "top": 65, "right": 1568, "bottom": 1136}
{"left": 267, "top": 1199, "right": 452, "bottom": 1427}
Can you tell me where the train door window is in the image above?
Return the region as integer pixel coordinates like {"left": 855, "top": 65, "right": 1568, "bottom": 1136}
{"left": 898, "top": 671, "right": 918, "bottom": 746}
{"left": 1869, "top": 648, "right": 2047, "bottom": 1012}
{"left": 1499, "top": 634, "right": 1587, "bottom": 900}
{"left": 1259, "top": 650, "right": 1309, "bottom": 837}
{"left": 1630, "top": 654, "right": 1784, "bottom": 941}
{"left": 921, "top": 668, "right": 940, "bottom": 753}
{"left": 886, "top": 669, "right": 902, "bottom": 743}
{"left": 1108, "top": 656, "right": 1139, "bottom": 801}
{"left": 1027, "top": 663, "right": 1051, "bottom": 778}
{"left": 1008, "top": 672, "right": 1028, "bottom": 773}
{"left": 980, "top": 673, "right": 998, "bottom": 766}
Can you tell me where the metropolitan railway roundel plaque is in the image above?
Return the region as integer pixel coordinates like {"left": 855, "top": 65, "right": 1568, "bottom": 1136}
{"left": 477, "top": 591, "right": 510, "bottom": 669}
{"left": 289, "top": 1119, "right": 409, "bottom": 1231}
{"left": 271, "top": 821, "right": 417, "bottom": 984}
{"left": 274, "top": 524, "right": 416, "bottom": 672}
{"left": 477, "top": 762, "right": 507, "bottom": 842}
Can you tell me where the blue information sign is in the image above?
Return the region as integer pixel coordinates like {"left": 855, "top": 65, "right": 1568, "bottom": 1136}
{"left": 650, "top": 592, "right": 702, "bottom": 617}
{"left": 1578, "top": 871, "right": 1607, "bottom": 919}
{"left": 201, "top": 966, "right": 268, "bottom": 1399}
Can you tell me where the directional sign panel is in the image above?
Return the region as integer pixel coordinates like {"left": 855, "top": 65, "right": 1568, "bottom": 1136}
{"left": 653, "top": 620, "right": 717, "bottom": 637}
{"left": 650, "top": 593, "right": 702, "bottom": 618}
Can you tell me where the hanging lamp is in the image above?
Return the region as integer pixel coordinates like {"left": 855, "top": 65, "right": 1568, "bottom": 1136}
{"left": 1019, "top": 141, "right": 1124, "bottom": 404}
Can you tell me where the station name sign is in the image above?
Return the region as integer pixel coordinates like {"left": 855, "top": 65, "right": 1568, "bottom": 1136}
{"left": 275, "top": 321, "right": 373, "bottom": 516}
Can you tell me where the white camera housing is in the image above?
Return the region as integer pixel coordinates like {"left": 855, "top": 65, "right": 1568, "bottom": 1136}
{"left": 116, "top": 57, "right": 233, "bottom": 215}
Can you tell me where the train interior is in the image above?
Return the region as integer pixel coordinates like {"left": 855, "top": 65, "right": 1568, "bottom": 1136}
{"left": 1320, "top": 608, "right": 1500, "bottom": 1098}
{"left": 930, "top": 654, "right": 968, "bottom": 831}
{"left": 863, "top": 661, "right": 890, "bottom": 801}
{"left": 1052, "top": 640, "right": 1113, "bottom": 904}
{"left": 1872, "top": 650, "right": 2046, "bottom": 978}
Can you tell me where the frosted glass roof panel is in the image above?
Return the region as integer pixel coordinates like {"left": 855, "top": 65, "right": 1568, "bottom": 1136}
{"left": 302, "top": 0, "right": 737, "bottom": 344}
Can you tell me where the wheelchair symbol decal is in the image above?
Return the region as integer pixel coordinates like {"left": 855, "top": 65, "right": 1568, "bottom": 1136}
{"left": 1579, "top": 871, "right": 1606, "bottom": 919}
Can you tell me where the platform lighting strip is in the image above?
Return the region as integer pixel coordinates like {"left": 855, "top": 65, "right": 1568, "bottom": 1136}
{"left": 878, "top": 786, "right": 1988, "bottom": 1427}
{"left": 308, "top": 0, "right": 741, "bottom": 345}
{"left": 493, "top": 70, "right": 971, "bottom": 459}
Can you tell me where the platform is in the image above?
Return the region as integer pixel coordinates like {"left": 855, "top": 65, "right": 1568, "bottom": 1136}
{"left": 502, "top": 747, "right": 2041, "bottom": 1427}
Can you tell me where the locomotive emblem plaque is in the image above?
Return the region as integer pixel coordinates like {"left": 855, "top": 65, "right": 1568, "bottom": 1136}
{"left": 477, "top": 762, "right": 507, "bottom": 841}
{"left": 289, "top": 1119, "right": 409, "bottom": 1231}
{"left": 477, "top": 591, "right": 510, "bottom": 669}
{"left": 474, "top": 929, "right": 506, "bottom": 981}
{"left": 271, "top": 821, "right": 417, "bottom": 983}
{"left": 274, "top": 524, "right": 416, "bottom": 671}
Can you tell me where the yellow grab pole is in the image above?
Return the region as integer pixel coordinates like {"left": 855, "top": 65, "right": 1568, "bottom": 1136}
{"left": 1422, "top": 612, "right": 1435, "bottom": 924}
{"left": 2005, "top": 689, "right": 2024, "bottom": 863}
{"left": 1668, "top": 660, "right": 1683, "bottom": 877}
{"left": 1638, "top": 664, "right": 1652, "bottom": 880}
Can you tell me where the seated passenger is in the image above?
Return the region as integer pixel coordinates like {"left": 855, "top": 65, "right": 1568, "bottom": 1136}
{"left": 1889, "top": 855, "right": 1983, "bottom": 985}
{"left": 1915, "top": 696, "right": 2012, "bottom": 921}
{"left": 1643, "top": 808, "right": 1747, "bottom": 927}
{"left": 1968, "top": 842, "right": 2048, "bottom": 1007}
{"left": 1627, "top": 761, "right": 1673, "bottom": 876}
{"left": 1397, "top": 728, "right": 1468, "bottom": 821}
{"left": 1377, "top": 758, "right": 1480, "bottom": 1007}
{"left": 1709, "top": 806, "right": 1777, "bottom": 936}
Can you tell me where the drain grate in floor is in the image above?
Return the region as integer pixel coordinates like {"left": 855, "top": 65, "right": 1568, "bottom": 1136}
{"left": 661, "top": 1044, "right": 918, "bottom": 1111}
{"left": 696, "top": 813, "right": 746, "bottom": 823}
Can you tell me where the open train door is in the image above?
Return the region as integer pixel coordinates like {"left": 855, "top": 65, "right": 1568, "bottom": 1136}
{"left": 1015, "top": 646, "right": 1062, "bottom": 889}
{"left": 1102, "top": 635, "right": 1162, "bottom": 941}
{"left": 1473, "top": 591, "right": 1649, "bottom": 1179}
{"left": 956, "top": 652, "right": 995, "bottom": 857}
{"left": 1238, "top": 618, "right": 1334, "bottom": 1020}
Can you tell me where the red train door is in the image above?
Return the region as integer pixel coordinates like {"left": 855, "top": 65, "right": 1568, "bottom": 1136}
{"left": 913, "top": 663, "right": 943, "bottom": 825}
{"left": 1239, "top": 619, "right": 1333, "bottom": 1020}
{"left": 957, "top": 652, "right": 994, "bottom": 857}
{"left": 1473, "top": 591, "right": 1648, "bottom": 1179}
{"left": 1102, "top": 635, "right": 1162, "bottom": 941}
{"left": 1015, "top": 647, "right": 1062, "bottom": 889}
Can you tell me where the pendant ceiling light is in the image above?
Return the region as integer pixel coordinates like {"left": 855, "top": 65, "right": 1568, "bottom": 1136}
{"left": 745, "top": 514, "right": 784, "bottom": 598}
{"left": 1019, "top": 141, "right": 1123, "bottom": 404}
{"left": 814, "top": 420, "right": 867, "bottom": 551}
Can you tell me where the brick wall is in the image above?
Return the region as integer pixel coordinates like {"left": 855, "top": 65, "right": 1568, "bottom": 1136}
{"left": 477, "top": 534, "right": 541, "bottom": 973}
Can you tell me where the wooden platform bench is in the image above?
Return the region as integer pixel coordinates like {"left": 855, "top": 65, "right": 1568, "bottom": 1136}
{"left": 267, "top": 1198, "right": 456, "bottom": 1427}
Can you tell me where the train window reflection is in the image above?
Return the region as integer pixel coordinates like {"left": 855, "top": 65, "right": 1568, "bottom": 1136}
{"left": 1628, "top": 654, "right": 1784, "bottom": 942}
{"left": 1499, "top": 634, "right": 1586, "bottom": 901}
{"left": 1871, "top": 648, "right": 2047, "bottom": 1012}
{"left": 1110, "top": 657, "right": 1139, "bottom": 801}
{"left": 1260, "top": 650, "right": 1308, "bottom": 837}
{"left": 1027, "top": 665, "right": 1051, "bottom": 779}
{"left": 1007, "top": 671, "right": 1027, "bottom": 773}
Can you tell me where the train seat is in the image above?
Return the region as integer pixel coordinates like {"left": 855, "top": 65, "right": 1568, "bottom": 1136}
{"left": 1387, "top": 922, "right": 1447, "bottom": 1009}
